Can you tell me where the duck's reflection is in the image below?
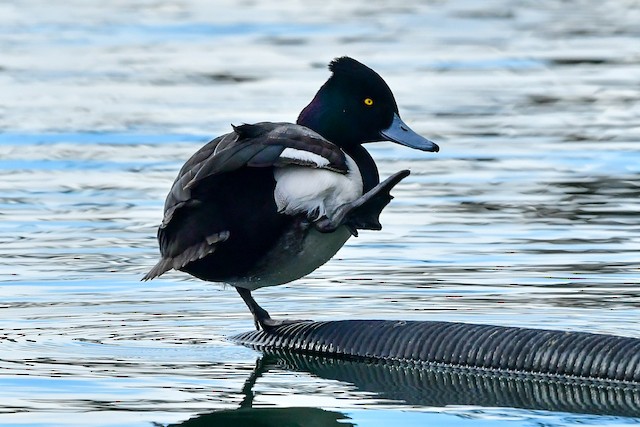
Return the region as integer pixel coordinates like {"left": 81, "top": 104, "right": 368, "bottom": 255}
{"left": 167, "top": 356, "right": 355, "bottom": 427}
{"left": 168, "top": 351, "right": 640, "bottom": 426}
{"left": 171, "top": 406, "right": 353, "bottom": 427}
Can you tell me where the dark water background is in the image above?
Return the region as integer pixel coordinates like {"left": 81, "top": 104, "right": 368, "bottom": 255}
{"left": 1, "top": 0, "right": 639, "bottom": 425}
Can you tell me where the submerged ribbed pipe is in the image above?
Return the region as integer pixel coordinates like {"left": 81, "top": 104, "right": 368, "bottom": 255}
{"left": 233, "top": 320, "right": 640, "bottom": 383}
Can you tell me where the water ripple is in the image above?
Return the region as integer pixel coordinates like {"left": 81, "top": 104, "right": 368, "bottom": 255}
{"left": 1, "top": 0, "right": 639, "bottom": 425}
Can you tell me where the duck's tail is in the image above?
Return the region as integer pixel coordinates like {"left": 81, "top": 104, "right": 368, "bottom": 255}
{"left": 141, "top": 258, "right": 173, "bottom": 281}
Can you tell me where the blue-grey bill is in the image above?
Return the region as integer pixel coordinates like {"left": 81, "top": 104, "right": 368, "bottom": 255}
{"left": 380, "top": 113, "right": 439, "bottom": 152}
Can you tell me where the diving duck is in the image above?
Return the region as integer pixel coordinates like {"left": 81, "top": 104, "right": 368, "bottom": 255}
{"left": 143, "top": 57, "right": 439, "bottom": 330}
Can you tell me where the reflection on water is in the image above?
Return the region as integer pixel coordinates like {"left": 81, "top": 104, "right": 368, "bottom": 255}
{"left": 274, "top": 353, "right": 640, "bottom": 418}
{"left": 169, "top": 357, "right": 355, "bottom": 427}
{"left": 173, "top": 408, "right": 353, "bottom": 427}
{"left": 167, "top": 354, "right": 640, "bottom": 426}
{"left": 1, "top": 0, "right": 639, "bottom": 425}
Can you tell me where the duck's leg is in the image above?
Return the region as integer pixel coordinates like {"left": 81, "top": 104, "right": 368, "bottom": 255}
{"left": 236, "top": 287, "right": 309, "bottom": 331}
{"left": 236, "top": 287, "right": 272, "bottom": 330}
{"left": 315, "top": 169, "right": 411, "bottom": 235}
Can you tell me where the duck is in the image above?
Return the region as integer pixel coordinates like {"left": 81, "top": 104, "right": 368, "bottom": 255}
{"left": 143, "top": 57, "right": 439, "bottom": 330}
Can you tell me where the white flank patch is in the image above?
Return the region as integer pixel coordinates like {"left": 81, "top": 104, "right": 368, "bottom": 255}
{"left": 279, "top": 147, "right": 331, "bottom": 168}
{"left": 273, "top": 155, "right": 363, "bottom": 220}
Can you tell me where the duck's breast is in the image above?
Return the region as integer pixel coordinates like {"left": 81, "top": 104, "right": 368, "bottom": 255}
{"left": 273, "top": 153, "right": 363, "bottom": 220}
{"left": 231, "top": 221, "right": 352, "bottom": 290}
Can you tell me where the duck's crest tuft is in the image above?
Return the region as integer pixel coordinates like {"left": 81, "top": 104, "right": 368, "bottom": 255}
{"left": 329, "top": 56, "right": 370, "bottom": 75}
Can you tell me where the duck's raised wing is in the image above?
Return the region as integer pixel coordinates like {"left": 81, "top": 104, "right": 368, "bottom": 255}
{"left": 142, "top": 123, "right": 348, "bottom": 281}
{"left": 191, "top": 123, "right": 346, "bottom": 184}
{"left": 161, "top": 122, "right": 347, "bottom": 227}
{"left": 162, "top": 122, "right": 347, "bottom": 227}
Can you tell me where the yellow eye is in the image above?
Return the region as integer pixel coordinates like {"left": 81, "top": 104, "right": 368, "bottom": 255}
{"left": 363, "top": 98, "right": 374, "bottom": 106}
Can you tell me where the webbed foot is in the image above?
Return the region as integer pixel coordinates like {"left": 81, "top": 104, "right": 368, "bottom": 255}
{"left": 315, "top": 170, "right": 410, "bottom": 235}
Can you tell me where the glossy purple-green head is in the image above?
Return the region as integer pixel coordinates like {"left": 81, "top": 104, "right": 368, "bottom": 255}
{"left": 297, "top": 57, "right": 439, "bottom": 153}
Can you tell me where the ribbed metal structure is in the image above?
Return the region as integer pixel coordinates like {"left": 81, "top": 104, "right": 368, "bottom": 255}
{"left": 233, "top": 320, "right": 640, "bottom": 382}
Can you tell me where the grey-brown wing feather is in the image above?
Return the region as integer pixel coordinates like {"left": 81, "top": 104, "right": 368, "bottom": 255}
{"left": 185, "top": 123, "right": 347, "bottom": 189}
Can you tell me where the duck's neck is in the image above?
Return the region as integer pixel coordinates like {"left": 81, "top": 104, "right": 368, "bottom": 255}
{"left": 297, "top": 99, "right": 379, "bottom": 192}
{"left": 297, "top": 81, "right": 356, "bottom": 148}
{"left": 342, "top": 144, "right": 379, "bottom": 192}
{"left": 297, "top": 97, "right": 340, "bottom": 143}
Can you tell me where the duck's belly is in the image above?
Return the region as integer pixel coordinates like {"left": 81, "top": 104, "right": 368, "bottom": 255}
{"left": 229, "top": 222, "right": 352, "bottom": 290}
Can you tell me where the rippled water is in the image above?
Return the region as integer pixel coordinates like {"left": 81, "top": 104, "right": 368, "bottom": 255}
{"left": 1, "top": 0, "right": 639, "bottom": 426}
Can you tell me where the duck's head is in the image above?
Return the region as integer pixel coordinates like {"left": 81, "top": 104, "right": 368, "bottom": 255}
{"left": 297, "top": 56, "right": 439, "bottom": 153}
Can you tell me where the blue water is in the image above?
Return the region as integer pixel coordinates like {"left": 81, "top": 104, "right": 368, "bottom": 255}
{"left": 1, "top": 0, "right": 639, "bottom": 426}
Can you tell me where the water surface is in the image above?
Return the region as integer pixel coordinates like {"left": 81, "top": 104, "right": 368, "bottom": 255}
{"left": 1, "top": 0, "right": 639, "bottom": 426}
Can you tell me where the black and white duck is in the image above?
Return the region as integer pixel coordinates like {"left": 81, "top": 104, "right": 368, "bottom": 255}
{"left": 143, "top": 57, "right": 439, "bottom": 330}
